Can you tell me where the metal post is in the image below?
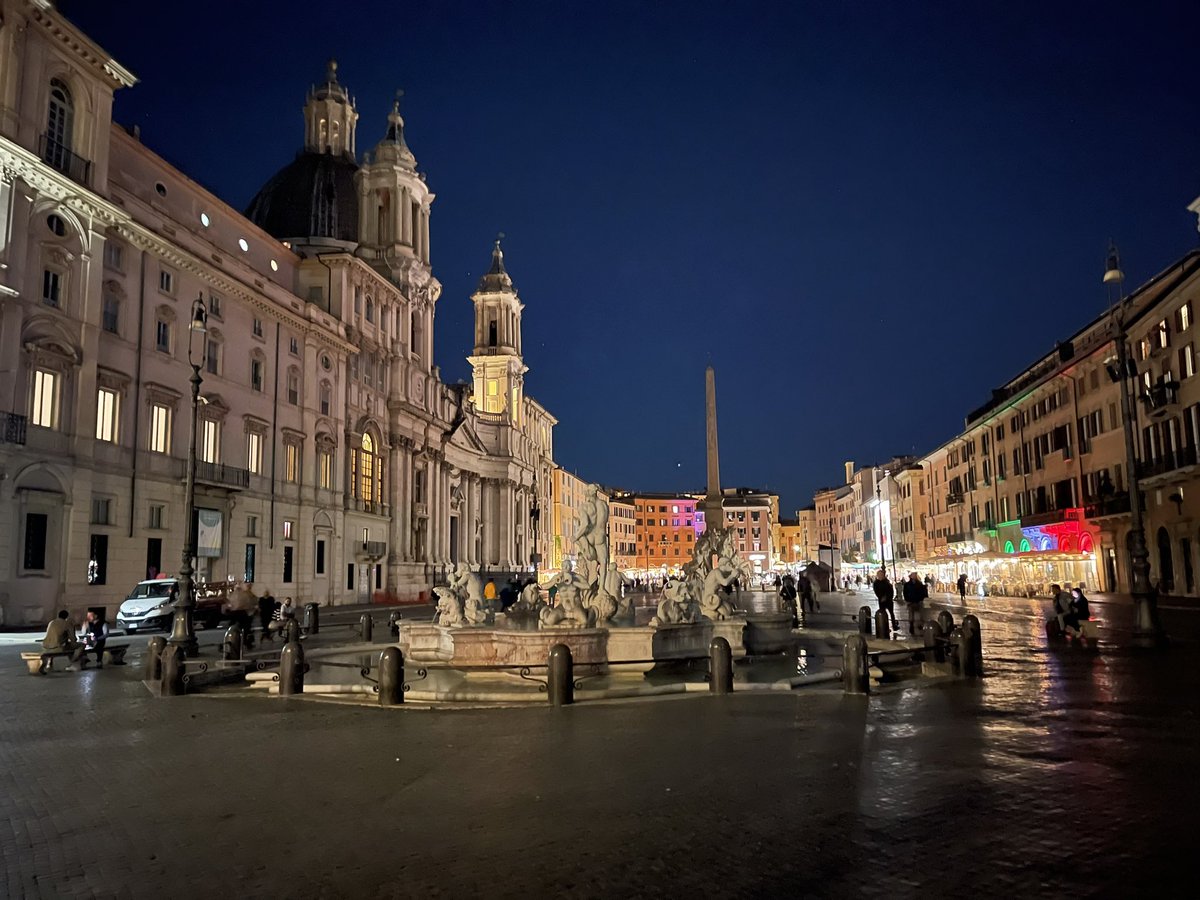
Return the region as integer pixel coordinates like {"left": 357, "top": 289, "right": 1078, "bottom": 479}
{"left": 874, "top": 609, "right": 891, "bottom": 641}
{"left": 922, "top": 620, "right": 943, "bottom": 663}
{"left": 144, "top": 635, "right": 166, "bottom": 681}
{"left": 167, "top": 362, "right": 203, "bottom": 658}
{"left": 303, "top": 602, "right": 320, "bottom": 635}
{"left": 936, "top": 609, "right": 955, "bottom": 637}
{"left": 961, "top": 613, "right": 983, "bottom": 677}
{"left": 388, "top": 610, "right": 403, "bottom": 639}
{"left": 279, "top": 640, "right": 304, "bottom": 695}
{"left": 160, "top": 643, "right": 184, "bottom": 696}
{"left": 709, "top": 636, "right": 733, "bottom": 694}
{"left": 282, "top": 618, "right": 301, "bottom": 644}
{"left": 378, "top": 646, "right": 404, "bottom": 706}
{"left": 222, "top": 624, "right": 243, "bottom": 661}
{"left": 857, "top": 605, "right": 872, "bottom": 635}
{"left": 359, "top": 613, "right": 374, "bottom": 642}
{"left": 842, "top": 633, "right": 869, "bottom": 694}
{"left": 547, "top": 643, "right": 573, "bottom": 706}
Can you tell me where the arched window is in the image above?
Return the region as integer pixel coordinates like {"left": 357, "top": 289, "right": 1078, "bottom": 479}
{"left": 46, "top": 79, "right": 74, "bottom": 167}
{"left": 1019, "top": 538, "right": 1031, "bottom": 552}
{"left": 319, "top": 381, "right": 331, "bottom": 417}
{"left": 360, "top": 432, "right": 376, "bottom": 504}
{"left": 1003, "top": 540, "right": 1014, "bottom": 554}
{"left": 365, "top": 296, "right": 374, "bottom": 323}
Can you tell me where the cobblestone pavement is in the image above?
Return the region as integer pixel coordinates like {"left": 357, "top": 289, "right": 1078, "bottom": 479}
{"left": 1, "top": 592, "right": 1197, "bottom": 898}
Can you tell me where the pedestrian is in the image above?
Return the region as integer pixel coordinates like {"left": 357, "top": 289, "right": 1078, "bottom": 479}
{"left": 1051, "top": 583, "right": 1073, "bottom": 636}
{"left": 873, "top": 569, "right": 897, "bottom": 630}
{"left": 484, "top": 579, "right": 497, "bottom": 601}
{"left": 258, "top": 587, "right": 277, "bottom": 643}
{"left": 780, "top": 574, "right": 799, "bottom": 627}
{"left": 81, "top": 610, "right": 109, "bottom": 668}
{"left": 547, "top": 582, "right": 558, "bottom": 604}
{"left": 902, "top": 572, "right": 928, "bottom": 635}
{"left": 957, "top": 573, "right": 968, "bottom": 602}
{"left": 41, "top": 609, "right": 84, "bottom": 670}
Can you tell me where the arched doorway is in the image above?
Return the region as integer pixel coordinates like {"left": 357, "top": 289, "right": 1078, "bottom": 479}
{"left": 1157, "top": 527, "right": 1174, "bottom": 591}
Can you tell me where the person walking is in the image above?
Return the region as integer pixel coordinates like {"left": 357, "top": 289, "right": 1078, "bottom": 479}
{"left": 780, "top": 575, "right": 799, "bottom": 627}
{"left": 873, "top": 569, "right": 897, "bottom": 630}
{"left": 902, "top": 572, "right": 929, "bottom": 635}
{"left": 957, "top": 573, "right": 968, "bottom": 602}
{"left": 258, "top": 588, "right": 277, "bottom": 643}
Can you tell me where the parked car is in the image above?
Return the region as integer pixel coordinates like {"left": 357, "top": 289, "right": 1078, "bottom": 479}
{"left": 115, "top": 578, "right": 228, "bottom": 633}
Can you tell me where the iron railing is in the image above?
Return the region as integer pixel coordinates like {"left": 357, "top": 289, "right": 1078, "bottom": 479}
{"left": 1138, "top": 444, "right": 1199, "bottom": 480}
{"left": 196, "top": 461, "right": 250, "bottom": 489}
{"left": 39, "top": 132, "right": 91, "bottom": 185}
{"left": 0, "top": 412, "right": 27, "bottom": 445}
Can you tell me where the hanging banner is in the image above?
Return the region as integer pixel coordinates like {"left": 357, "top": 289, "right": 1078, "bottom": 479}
{"left": 197, "top": 508, "right": 223, "bottom": 558}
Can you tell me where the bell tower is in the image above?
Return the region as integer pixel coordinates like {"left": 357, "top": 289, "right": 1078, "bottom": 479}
{"left": 467, "top": 239, "right": 526, "bottom": 424}
{"left": 355, "top": 92, "right": 434, "bottom": 267}
{"left": 303, "top": 59, "right": 358, "bottom": 158}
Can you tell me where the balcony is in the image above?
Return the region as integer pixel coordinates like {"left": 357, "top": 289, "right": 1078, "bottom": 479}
{"left": 1140, "top": 378, "right": 1180, "bottom": 420}
{"left": 0, "top": 412, "right": 27, "bottom": 445}
{"left": 39, "top": 133, "right": 91, "bottom": 186}
{"left": 1084, "top": 494, "right": 1133, "bottom": 519}
{"left": 1138, "top": 444, "right": 1200, "bottom": 484}
{"left": 1021, "top": 507, "right": 1084, "bottom": 528}
{"left": 946, "top": 492, "right": 964, "bottom": 507}
{"left": 195, "top": 461, "right": 250, "bottom": 490}
{"left": 359, "top": 541, "right": 387, "bottom": 560}
{"left": 947, "top": 531, "right": 972, "bottom": 544}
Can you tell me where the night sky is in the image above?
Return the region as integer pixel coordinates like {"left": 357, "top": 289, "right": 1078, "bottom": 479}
{"left": 61, "top": 0, "right": 1200, "bottom": 514}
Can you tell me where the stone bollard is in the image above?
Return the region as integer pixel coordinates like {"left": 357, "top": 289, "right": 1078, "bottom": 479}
{"left": 961, "top": 614, "right": 983, "bottom": 677}
{"left": 279, "top": 640, "right": 305, "bottom": 695}
{"left": 709, "top": 637, "right": 733, "bottom": 695}
{"left": 303, "top": 602, "right": 320, "bottom": 635}
{"left": 547, "top": 643, "right": 573, "bottom": 706}
{"left": 359, "top": 613, "right": 374, "bottom": 643}
{"left": 282, "top": 618, "right": 301, "bottom": 645}
{"left": 222, "top": 624, "right": 243, "bottom": 661}
{"left": 936, "top": 609, "right": 955, "bottom": 637}
{"left": 857, "top": 606, "right": 873, "bottom": 636}
{"left": 378, "top": 646, "right": 404, "bottom": 706}
{"left": 144, "top": 635, "right": 166, "bottom": 681}
{"left": 388, "top": 610, "right": 403, "bottom": 639}
{"left": 160, "top": 643, "right": 185, "bottom": 696}
{"left": 874, "top": 609, "right": 891, "bottom": 641}
{"left": 923, "top": 620, "right": 944, "bottom": 663}
{"left": 842, "top": 633, "right": 869, "bottom": 694}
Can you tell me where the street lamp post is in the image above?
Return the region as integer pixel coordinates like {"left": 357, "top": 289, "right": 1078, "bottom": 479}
{"left": 167, "top": 293, "right": 207, "bottom": 657}
{"left": 529, "top": 477, "right": 541, "bottom": 583}
{"left": 1106, "top": 245, "right": 1166, "bottom": 647}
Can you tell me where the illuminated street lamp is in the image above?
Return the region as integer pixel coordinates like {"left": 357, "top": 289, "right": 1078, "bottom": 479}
{"left": 1104, "top": 244, "right": 1166, "bottom": 647}
{"left": 166, "top": 293, "right": 207, "bottom": 659}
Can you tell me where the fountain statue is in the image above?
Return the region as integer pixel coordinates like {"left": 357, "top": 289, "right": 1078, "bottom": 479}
{"left": 433, "top": 563, "right": 492, "bottom": 627}
{"left": 540, "top": 487, "right": 624, "bottom": 628}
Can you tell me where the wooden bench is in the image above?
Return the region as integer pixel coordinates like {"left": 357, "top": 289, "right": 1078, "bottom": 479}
{"left": 20, "top": 643, "right": 129, "bottom": 675}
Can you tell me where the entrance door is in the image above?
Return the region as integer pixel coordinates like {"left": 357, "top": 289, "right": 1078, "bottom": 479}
{"left": 358, "top": 563, "right": 370, "bottom": 603}
{"left": 1157, "top": 527, "right": 1174, "bottom": 590}
{"left": 1105, "top": 548, "right": 1117, "bottom": 592}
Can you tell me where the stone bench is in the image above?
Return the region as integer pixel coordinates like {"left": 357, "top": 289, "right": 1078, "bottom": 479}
{"left": 20, "top": 644, "right": 129, "bottom": 675}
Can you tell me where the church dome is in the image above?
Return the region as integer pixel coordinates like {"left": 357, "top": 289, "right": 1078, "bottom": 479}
{"left": 244, "top": 151, "right": 359, "bottom": 244}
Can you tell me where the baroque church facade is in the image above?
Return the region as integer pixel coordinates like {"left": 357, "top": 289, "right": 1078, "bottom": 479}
{"left": 0, "top": 1, "right": 555, "bottom": 625}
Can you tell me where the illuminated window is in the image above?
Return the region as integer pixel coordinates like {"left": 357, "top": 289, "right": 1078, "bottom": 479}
{"left": 1182, "top": 344, "right": 1195, "bottom": 379}
{"left": 285, "top": 442, "right": 300, "bottom": 483}
{"left": 201, "top": 418, "right": 220, "bottom": 464}
{"left": 1182, "top": 303, "right": 1193, "bottom": 331}
{"left": 360, "top": 433, "right": 375, "bottom": 503}
{"left": 30, "top": 369, "right": 58, "bottom": 428}
{"left": 247, "top": 431, "right": 263, "bottom": 475}
{"left": 95, "top": 388, "right": 118, "bottom": 442}
{"left": 319, "top": 448, "right": 333, "bottom": 489}
{"left": 149, "top": 403, "right": 170, "bottom": 453}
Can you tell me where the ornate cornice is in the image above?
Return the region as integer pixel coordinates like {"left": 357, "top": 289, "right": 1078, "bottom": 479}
{"left": 31, "top": 5, "right": 139, "bottom": 89}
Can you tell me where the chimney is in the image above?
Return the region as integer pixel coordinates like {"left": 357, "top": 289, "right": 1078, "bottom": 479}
{"left": 844, "top": 461, "right": 854, "bottom": 484}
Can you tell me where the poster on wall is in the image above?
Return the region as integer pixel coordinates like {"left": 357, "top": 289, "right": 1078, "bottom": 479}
{"left": 197, "top": 508, "right": 223, "bottom": 558}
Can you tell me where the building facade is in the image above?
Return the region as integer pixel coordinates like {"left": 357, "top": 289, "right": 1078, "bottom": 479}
{"left": 0, "top": 4, "right": 556, "bottom": 624}
{"left": 632, "top": 493, "right": 699, "bottom": 577}
{"left": 549, "top": 467, "right": 590, "bottom": 572}
{"left": 606, "top": 491, "right": 637, "bottom": 570}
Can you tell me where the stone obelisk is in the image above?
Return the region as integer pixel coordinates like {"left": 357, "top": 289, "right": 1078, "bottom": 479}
{"left": 703, "top": 365, "right": 722, "bottom": 532}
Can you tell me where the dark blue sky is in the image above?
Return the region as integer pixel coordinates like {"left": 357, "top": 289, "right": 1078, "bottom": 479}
{"left": 62, "top": 0, "right": 1200, "bottom": 514}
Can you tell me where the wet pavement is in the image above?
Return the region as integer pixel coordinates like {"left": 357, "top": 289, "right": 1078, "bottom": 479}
{"left": 1, "top": 591, "right": 1198, "bottom": 898}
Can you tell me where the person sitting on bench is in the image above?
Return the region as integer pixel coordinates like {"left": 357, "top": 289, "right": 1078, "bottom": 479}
{"left": 80, "top": 611, "right": 109, "bottom": 668}
{"left": 42, "top": 610, "right": 84, "bottom": 671}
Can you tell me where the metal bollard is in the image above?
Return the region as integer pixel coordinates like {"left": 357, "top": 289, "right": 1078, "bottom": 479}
{"left": 961, "top": 614, "right": 983, "bottom": 677}
{"left": 282, "top": 618, "right": 301, "bottom": 645}
{"left": 144, "top": 635, "right": 166, "bottom": 681}
{"left": 936, "top": 609, "right": 955, "bottom": 637}
{"left": 842, "top": 633, "right": 869, "bottom": 694}
{"left": 160, "top": 643, "right": 185, "bottom": 696}
{"left": 388, "top": 610, "right": 403, "bottom": 639}
{"left": 279, "top": 640, "right": 305, "bottom": 695}
{"left": 709, "top": 637, "right": 733, "bottom": 695}
{"left": 378, "top": 646, "right": 404, "bottom": 706}
{"left": 547, "top": 643, "right": 573, "bottom": 706}
{"left": 857, "top": 606, "right": 873, "bottom": 635}
{"left": 303, "top": 602, "right": 320, "bottom": 635}
{"left": 874, "top": 609, "right": 891, "bottom": 641}
{"left": 222, "top": 624, "right": 243, "bottom": 661}
{"left": 359, "top": 613, "right": 374, "bottom": 643}
{"left": 923, "top": 620, "right": 944, "bottom": 662}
